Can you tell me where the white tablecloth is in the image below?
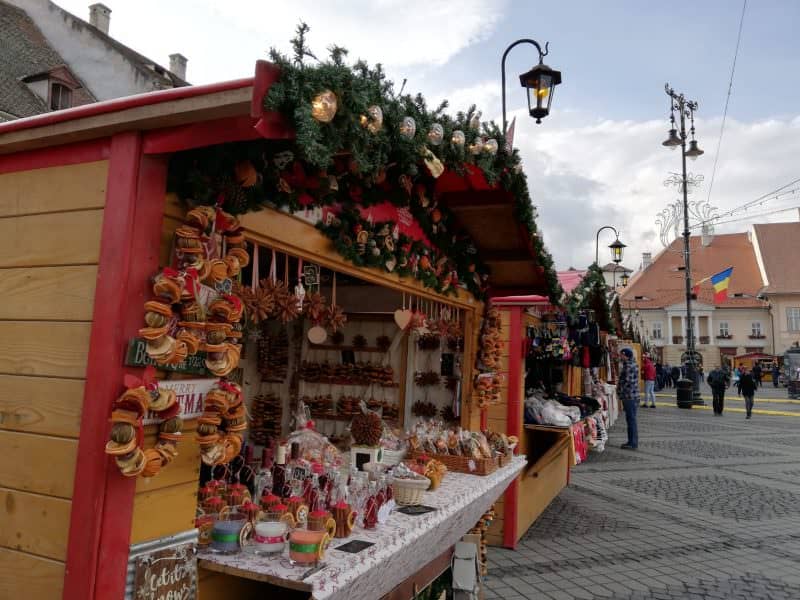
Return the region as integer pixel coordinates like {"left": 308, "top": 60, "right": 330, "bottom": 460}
{"left": 200, "top": 456, "right": 525, "bottom": 600}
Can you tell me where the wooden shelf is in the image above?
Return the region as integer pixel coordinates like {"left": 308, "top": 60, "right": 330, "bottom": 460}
{"left": 308, "top": 343, "right": 388, "bottom": 353}
{"left": 311, "top": 414, "right": 400, "bottom": 422}
{"left": 299, "top": 378, "right": 399, "bottom": 388}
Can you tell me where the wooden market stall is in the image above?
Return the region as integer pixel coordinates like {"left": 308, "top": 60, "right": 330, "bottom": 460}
{"left": 481, "top": 295, "right": 571, "bottom": 548}
{"left": 0, "top": 54, "right": 559, "bottom": 600}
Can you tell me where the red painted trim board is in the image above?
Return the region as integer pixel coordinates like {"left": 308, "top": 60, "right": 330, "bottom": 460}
{"left": 0, "top": 138, "right": 110, "bottom": 174}
{"left": 503, "top": 306, "right": 523, "bottom": 548}
{"left": 63, "top": 132, "right": 144, "bottom": 600}
{"left": 142, "top": 115, "right": 263, "bottom": 154}
{"left": 0, "top": 77, "right": 254, "bottom": 136}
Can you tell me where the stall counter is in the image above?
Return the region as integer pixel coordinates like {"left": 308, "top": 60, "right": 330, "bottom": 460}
{"left": 199, "top": 457, "right": 525, "bottom": 600}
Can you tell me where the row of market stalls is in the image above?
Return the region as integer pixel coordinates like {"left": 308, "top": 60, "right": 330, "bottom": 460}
{"left": 0, "top": 43, "right": 621, "bottom": 600}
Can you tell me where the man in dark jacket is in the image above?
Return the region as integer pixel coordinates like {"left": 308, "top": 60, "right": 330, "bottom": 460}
{"left": 617, "top": 348, "right": 640, "bottom": 449}
{"left": 739, "top": 367, "right": 757, "bottom": 419}
{"left": 772, "top": 363, "right": 781, "bottom": 388}
{"left": 752, "top": 363, "right": 762, "bottom": 389}
{"left": 708, "top": 366, "right": 730, "bottom": 416}
{"left": 671, "top": 365, "right": 680, "bottom": 387}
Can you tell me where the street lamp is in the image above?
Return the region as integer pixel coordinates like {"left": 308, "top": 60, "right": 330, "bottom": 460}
{"left": 595, "top": 225, "right": 626, "bottom": 266}
{"left": 663, "top": 82, "right": 704, "bottom": 406}
{"left": 501, "top": 39, "right": 562, "bottom": 132}
{"left": 620, "top": 272, "right": 630, "bottom": 287}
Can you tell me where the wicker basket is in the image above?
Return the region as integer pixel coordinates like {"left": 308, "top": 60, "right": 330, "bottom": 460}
{"left": 408, "top": 451, "right": 498, "bottom": 476}
{"left": 391, "top": 475, "right": 431, "bottom": 506}
{"left": 498, "top": 453, "right": 512, "bottom": 468}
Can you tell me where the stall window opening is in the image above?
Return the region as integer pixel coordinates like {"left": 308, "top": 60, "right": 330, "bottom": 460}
{"left": 788, "top": 308, "right": 800, "bottom": 332}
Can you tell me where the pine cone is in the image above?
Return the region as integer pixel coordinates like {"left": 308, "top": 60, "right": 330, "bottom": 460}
{"left": 351, "top": 410, "right": 382, "bottom": 446}
{"left": 276, "top": 291, "right": 301, "bottom": 323}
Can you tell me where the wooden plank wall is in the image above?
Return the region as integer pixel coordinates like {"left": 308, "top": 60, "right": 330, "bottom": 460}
{"left": 0, "top": 160, "right": 108, "bottom": 599}
{"left": 128, "top": 195, "right": 201, "bottom": 545}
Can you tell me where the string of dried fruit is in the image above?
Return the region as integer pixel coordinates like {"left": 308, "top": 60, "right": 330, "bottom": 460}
{"left": 104, "top": 369, "right": 183, "bottom": 478}
{"left": 411, "top": 400, "right": 438, "bottom": 418}
{"left": 196, "top": 381, "right": 247, "bottom": 466}
{"left": 417, "top": 333, "right": 441, "bottom": 351}
{"left": 299, "top": 361, "right": 396, "bottom": 386}
{"left": 414, "top": 370, "right": 441, "bottom": 387}
{"left": 474, "top": 305, "right": 503, "bottom": 408}
{"left": 249, "top": 392, "right": 282, "bottom": 446}
{"left": 258, "top": 327, "right": 289, "bottom": 382}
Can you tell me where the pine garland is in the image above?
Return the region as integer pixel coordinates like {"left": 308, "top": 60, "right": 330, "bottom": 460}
{"left": 166, "top": 23, "right": 562, "bottom": 303}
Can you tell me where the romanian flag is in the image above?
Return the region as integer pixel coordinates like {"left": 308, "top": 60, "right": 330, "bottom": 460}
{"left": 710, "top": 267, "right": 734, "bottom": 303}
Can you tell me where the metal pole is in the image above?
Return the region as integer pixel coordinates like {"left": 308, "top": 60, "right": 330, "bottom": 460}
{"left": 595, "top": 225, "right": 618, "bottom": 266}
{"left": 501, "top": 39, "right": 545, "bottom": 133}
{"left": 677, "top": 98, "right": 703, "bottom": 405}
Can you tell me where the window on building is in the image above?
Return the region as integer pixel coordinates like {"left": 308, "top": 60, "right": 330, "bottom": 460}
{"left": 788, "top": 308, "right": 800, "bottom": 332}
{"left": 718, "top": 322, "right": 729, "bottom": 337}
{"left": 50, "top": 83, "right": 72, "bottom": 111}
{"left": 651, "top": 322, "right": 662, "bottom": 339}
{"left": 751, "top": 322, "right": 762, "bottom": 337}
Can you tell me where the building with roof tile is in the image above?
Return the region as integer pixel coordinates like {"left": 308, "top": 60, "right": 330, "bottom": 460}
{"left": 752, "top": 222, "right": 800, "bottom": 355}
{"left": 1, "top": 0, "right": 187, "bottom": 121}
{"left": 621, "top": 230, "right": 775, "bottom": 369}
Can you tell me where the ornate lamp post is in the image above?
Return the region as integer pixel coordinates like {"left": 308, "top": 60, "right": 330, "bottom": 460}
{"left": 594, "top": 225, "right": 626, "bottom": 266}
{"left": 501, "top": 39, "right": 562, "bottom": 132}
{"left": 663, "top": 83, "right": 705, "bottom": 406}
{"left": 620, "top": 272, "right": 630, "bottom": 287}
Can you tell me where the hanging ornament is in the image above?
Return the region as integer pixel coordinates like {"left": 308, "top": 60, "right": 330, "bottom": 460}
{"left": 360, "top": 105, "right": 383, "bottom": 134}
{"left": 399, "top": 116, "right": 416, "bottom": 139}
{"left": 427, "top": 123, "right": 444, "bottom": 146}
{"left": 421, "top": 147, "right": 444, "bottom": 178}
{"left": 469, "top": 138, "right": 484, "bottom": 155}
{"left": 451, "top": 130, "right": 465, "bottom": 147}
{"left": 483, "top": 138, "right": 499, "bottom": 155}
{"left": 469, "top": 112, "right": 481, "bottom": 131}
{"left": 311, "top": 89, "right": 338, "bottom": 123}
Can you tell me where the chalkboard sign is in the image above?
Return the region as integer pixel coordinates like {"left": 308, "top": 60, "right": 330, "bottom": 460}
{"left": 132, "top": 542, "right": 197, "bottom": 600}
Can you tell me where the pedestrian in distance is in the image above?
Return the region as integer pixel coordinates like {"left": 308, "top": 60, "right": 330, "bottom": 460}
{"left": 733, "top": 364, "right": 742, "bottom": 391}
{"left": 739, "top": 367, "right": 756, "bottom": 419}
{"left": 707, "top": 366, "right": 729, "bottom": 416}
{"left": 772, "top": 362, "right": 781, "bottom": 388}
{"left": 617, "top": 348, "right": 640, "bottom": 450}
{"left": 670, "top": 364, "right": 680, "bottom": 387}
{"left": 752, "top": 363, "right": 762, "bottom": 389}
{"left": 641, "top": 352, "right": 657, "bottom": 408}
{"left": 655, "top": 361, "right": 664, "bottom": 391}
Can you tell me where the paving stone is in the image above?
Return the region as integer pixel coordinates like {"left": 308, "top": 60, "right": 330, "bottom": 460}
{"left": 483, "top": 406, "right": 800, "bottom": 600}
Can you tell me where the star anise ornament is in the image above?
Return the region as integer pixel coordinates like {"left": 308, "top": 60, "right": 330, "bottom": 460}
{"left": 303, "top": 292, "right": 327, "bottom": 324}
{"left": 324, "top": 304, "right": 347, "bottom": 333}
{"left": 276, "top": 290, "right": 301, "bottom": 323}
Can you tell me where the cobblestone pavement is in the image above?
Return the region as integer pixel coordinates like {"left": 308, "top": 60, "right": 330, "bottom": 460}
{"left": 484, "top": 398, "right": 800, "bottom": 599}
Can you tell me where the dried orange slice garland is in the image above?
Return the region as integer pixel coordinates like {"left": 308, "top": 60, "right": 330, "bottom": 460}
{"left": 196, "top": 380, "right": 247, "bottom": 466}
{"left": 107, "top": 206, "right": 253, "bottom": 478}
{"left": 140, "top": 205, "right": 250, "bottom": 377}
{"left": 105, "top": 367, "right": 183, "bottom": 478}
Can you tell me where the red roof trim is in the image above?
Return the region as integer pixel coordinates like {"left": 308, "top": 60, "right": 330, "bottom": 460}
{"left": 0, "top": 77, "right": 254, "bottom": 136}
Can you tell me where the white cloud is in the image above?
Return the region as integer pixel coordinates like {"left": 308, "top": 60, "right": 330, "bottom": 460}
{"left": 52, "top": 0, "right": 508, "bottom": 83}
{"left": 514, "top": 112, "right": 800, "bottom": 271}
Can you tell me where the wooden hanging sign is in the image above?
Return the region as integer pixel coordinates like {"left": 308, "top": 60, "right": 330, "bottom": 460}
{"left": 125, "top": 338, "right": 208, "bottom": 376}
{"left": 132, "top": 541, "right": 197, "bottom": 600}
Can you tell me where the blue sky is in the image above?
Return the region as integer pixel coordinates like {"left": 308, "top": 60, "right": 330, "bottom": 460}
{"left": 54, "top": 0, "right": 800, "bottom": 271}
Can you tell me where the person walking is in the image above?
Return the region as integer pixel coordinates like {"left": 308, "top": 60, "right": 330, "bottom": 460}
{"left": 618, "top": 348, "right": 640, "bottom": 450}
{"left": 655, "top": 362, "right": 664, "bottom": 391}
{"left": 708, "top": 366, "right": 729, "bottom": 416}
{"left": 733, "top": 365, "right": 741, "bottom": 390}
{"left": 739, "top": 367, "right": 756, "bottom": 419}
{"left": 671, "top": 364, "right": 680, "bottom": 387}
{"left": 772, "top": 362, "right": 781, "bottom": 388}
{"left": 641, "top": 353, "right": 657, "bottom": 408}
{"left": 752, "top": 363, "right": 762, "bottom": 389}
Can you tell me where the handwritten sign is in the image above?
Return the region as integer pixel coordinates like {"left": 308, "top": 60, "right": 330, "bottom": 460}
{"left": 125, "top": 338, "right": 208, "bottom": 376}
{"left": 143, "top": 378, "right": 216, "bottom": 425}
{"left": 133, "top": 542, "right": 196, "bottom": 600}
